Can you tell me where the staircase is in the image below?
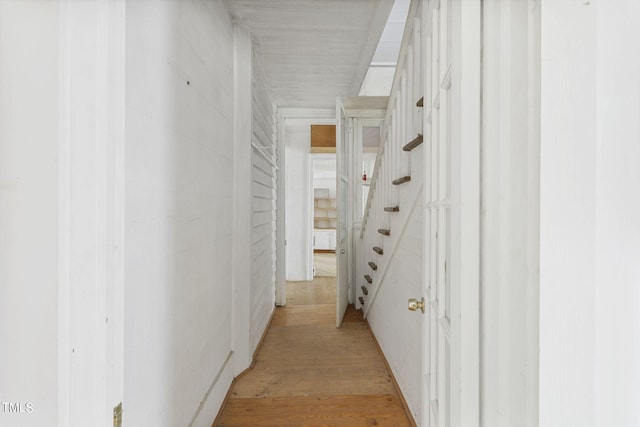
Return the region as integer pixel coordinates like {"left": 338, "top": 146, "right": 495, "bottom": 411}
{"left": 356, "top": 14, "right": 424, "bottom": 317}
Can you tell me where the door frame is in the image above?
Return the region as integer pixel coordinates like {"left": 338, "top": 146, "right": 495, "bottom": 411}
{"left": 276, "top": 108, "right": 336, "bottom": 302}
{"left": 335, "top": 98, "right": 351, "bottom": 327}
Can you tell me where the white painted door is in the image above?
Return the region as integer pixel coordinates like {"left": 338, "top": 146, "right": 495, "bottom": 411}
{"left": 421, "top": 0, "right": 480, "bottom": 425}
{"left": 336, "top": 98, "right": 350, "bottom": 327}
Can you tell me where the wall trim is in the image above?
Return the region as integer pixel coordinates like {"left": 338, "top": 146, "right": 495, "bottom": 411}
{"left": 211, "top": 305, "right": 277, "bottom": 426}
{"left": 253, "top": 305, "right": 277, "bottom": 361}
{"left": 188, "top": 351, "right": 234, "bottom": 427}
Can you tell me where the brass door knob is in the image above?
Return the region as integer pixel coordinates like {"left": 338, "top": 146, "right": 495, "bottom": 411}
{"left": 408, "top": 297, "right": 425, "bottom": 313}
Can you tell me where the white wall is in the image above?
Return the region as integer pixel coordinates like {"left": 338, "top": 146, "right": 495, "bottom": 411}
{"left": 0, "top": 2, "right": 59, "bottom": 425}
{"left": 540, "top": 1, "right": 640, "bottom": 425}
{"left": 285, "top": 122, "right": 312, "bottom": 280}
{"left": 313, "top": 157, "right": 337, "bottom": 210}
{"left": 365, "top": 191, "right": 424, "bottom": 423}
{"left": 1, "top": 2, "right": 272, "bottom": 425}
{"left": 481, "top": 1, "right": 540, "bottom": 426}
{"left": 124, "top": 1, "right": 238, "bottom": 425}
{"left": 363, "top": 142, "right": 424, "bottom": 422}
{"left": 593, "top": 4, "right": 640, "bottom": 424}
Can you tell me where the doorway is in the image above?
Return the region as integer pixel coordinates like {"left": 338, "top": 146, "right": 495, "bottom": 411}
{"left": 311, "top": 154, "right": 337, "bottom": 278}
{"left": 285, "top": 154, "right": 338, "bottom": 306}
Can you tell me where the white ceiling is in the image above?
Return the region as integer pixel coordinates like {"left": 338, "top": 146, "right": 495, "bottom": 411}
{"left": 223, "top": 0, "right": 395, "bottom": 109}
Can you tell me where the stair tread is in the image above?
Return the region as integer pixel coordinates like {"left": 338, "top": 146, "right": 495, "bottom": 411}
{"left": 403, "top": 134, "right": 423, "bottom": 151}
{"left": 416, "top": 96, "right": 424, "bottom": 107}
{"left": 384, "top": 206, "right": 400, "bottom": 212}
{"left": 392, "top": 176, "right": 411, "bottom": 185}
{"left": 368, "top": 261, "right": 378, "bottom": 271}
{"left": 373, "top": 246, "right": 384, "bottom": 255}
{"left": 377, "top": 228, "right": 391, "bottom": 236}
{"left": 364, "top": 275, "right": 372, "bottom": 283}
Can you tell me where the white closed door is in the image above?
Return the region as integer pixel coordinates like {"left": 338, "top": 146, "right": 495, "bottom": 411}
{"left": 421, "top": 0, "right": 480, "bottom": 426}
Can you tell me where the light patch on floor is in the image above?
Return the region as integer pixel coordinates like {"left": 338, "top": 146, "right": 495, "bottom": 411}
{"left": 286, "top": 276, "right": 336, "bottom": 306}
{"left": 313, "top": 252, "right": 336, "bottom": 277}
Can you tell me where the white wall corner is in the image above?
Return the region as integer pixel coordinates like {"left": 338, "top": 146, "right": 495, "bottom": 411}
{"left": 275, "top": 110, "right": 287, "bottom": 306}
{"left": 231, "top": 23, "right": 253, "bottom": 376}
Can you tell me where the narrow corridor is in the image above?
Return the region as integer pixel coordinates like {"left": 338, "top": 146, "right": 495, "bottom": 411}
{"left": 214, "top": 277, "right": 413, "bottom": 426}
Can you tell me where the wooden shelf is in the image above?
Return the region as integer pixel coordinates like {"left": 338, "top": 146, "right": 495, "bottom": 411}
{"left": 314, "top": 188, "right": 336, "bottom": 230}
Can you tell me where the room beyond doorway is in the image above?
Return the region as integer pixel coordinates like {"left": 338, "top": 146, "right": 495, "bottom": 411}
{"left": 286, "top": 252, "right": 336, "bottom": 306}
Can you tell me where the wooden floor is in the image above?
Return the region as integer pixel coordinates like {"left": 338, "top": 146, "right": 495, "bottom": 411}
{"left": 285, "top": 276, "right": 336, "bottom": 306}
{"left": 214, "top": 278, "right": 412, "bottom": 426}
{"left": 313, "top": 252, "right": 337, "bottom": 277}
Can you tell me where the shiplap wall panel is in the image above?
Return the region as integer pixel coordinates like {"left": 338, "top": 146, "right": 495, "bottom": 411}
{"left": 124, "top": 1, "right": 237, "bottom": 425}
{"left": 253, "top": 164, "right": 273, "bottom": 186}
{"left": 367, "top": 190, "right": 424, "bottom": 423}
{"left": 250, "top": 51, "right": 277, "bottom": 353}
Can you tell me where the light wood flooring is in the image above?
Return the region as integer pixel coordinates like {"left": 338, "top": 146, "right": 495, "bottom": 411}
{"left": 313, "top": 252, "right": 337, "bottom": 277}
{"left": 213, "top": 277, "right": 413, "bottom": 426}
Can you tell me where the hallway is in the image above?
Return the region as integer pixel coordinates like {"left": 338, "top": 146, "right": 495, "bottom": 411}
{"left": 3, "top": 1, "right": 640, "bottom": 426}
{"left": 214, "top": 278, "right": 413, "bottom": 426}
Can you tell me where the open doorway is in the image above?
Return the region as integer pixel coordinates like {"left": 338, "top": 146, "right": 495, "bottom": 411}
{"left": 312, "top": 155, "right": 337, "bottom": 278}
{"left": 285, "top": 154, "right": 337, "bottom": 306}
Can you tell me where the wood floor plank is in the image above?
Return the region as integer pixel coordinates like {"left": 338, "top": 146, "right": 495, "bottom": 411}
{"left": 313, "top": 252, "right": 337, "bottom": 277}
{"left": 286, "top": 279, "right": 337, "bottom": 306}
{"left": 343, "top": 304, "right": 364, "bottom": 323}
{"left": 231, "top": 366, "right": 394, "bottom": 398}
{"left": 213, "top": 276, "right": 414, "bottom": 426}
{"left": 217, "top": 394, "right": 411, "bottom": 426}
{"left": 272, "top": 304, "right": 335, "bottom": 326}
